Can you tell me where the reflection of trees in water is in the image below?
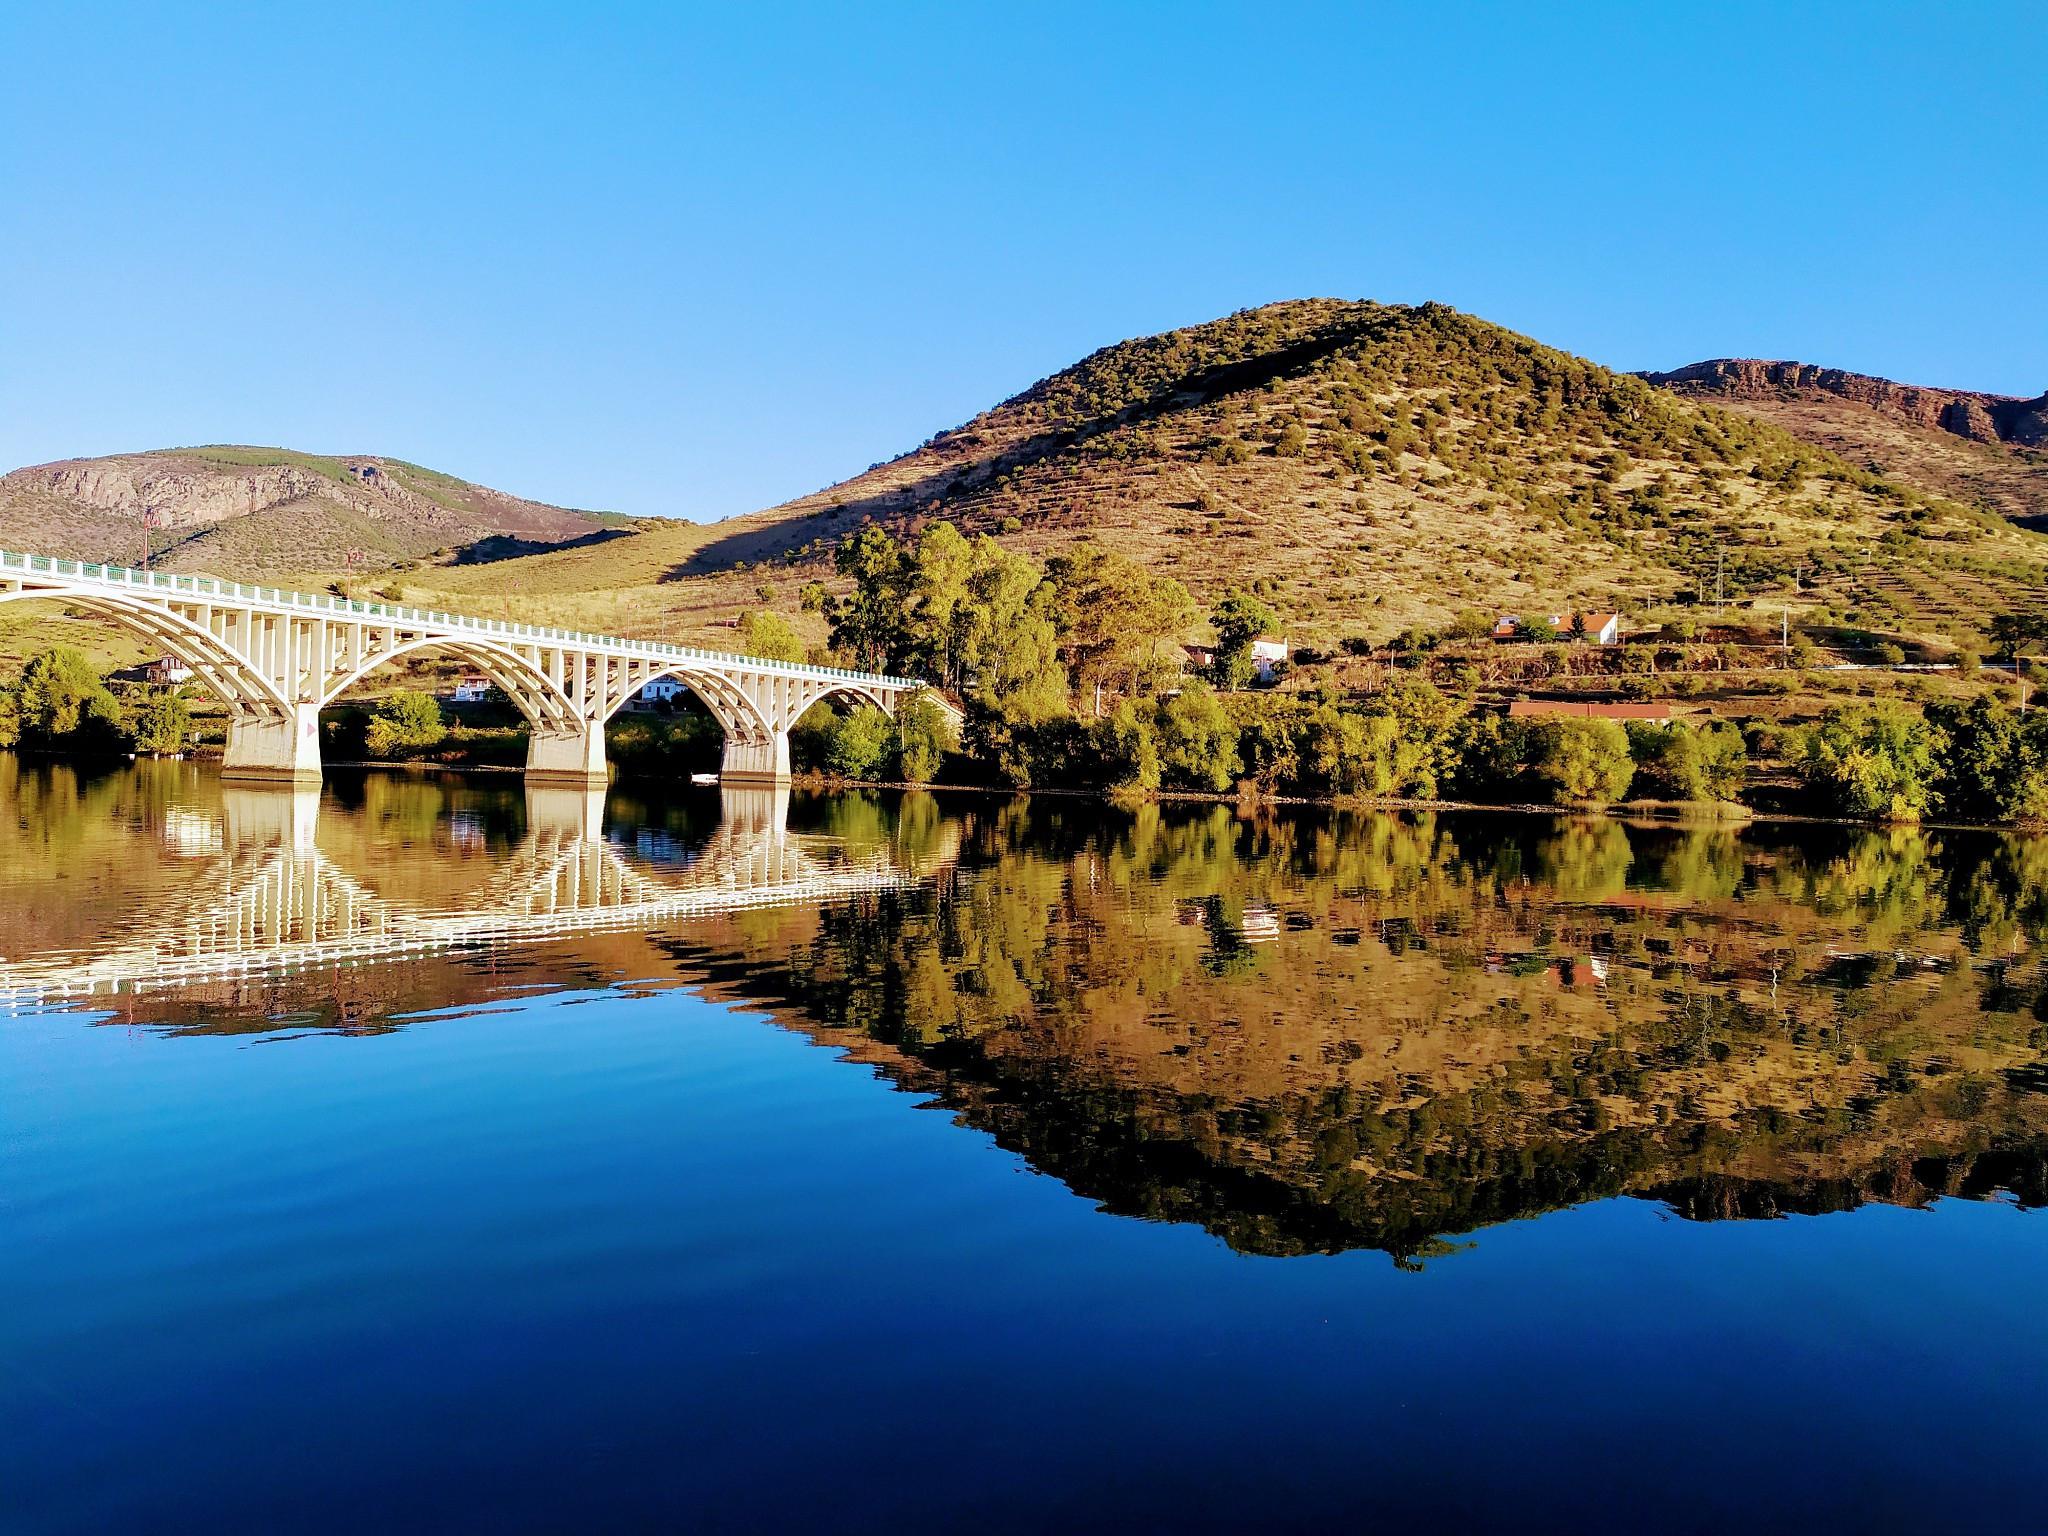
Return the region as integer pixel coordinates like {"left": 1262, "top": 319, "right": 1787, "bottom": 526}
{"left": 709, "top": 800, "right": 2048, "bottom": 1262}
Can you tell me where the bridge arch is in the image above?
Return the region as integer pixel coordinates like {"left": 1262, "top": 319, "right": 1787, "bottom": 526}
{"left": 607, "top": 663, "right": 776, "bottom": 743}
{"left": 320, "top": 633, "right": 579, "bottom": 731}
{"left": 0, "top": 584, "right": 292, "bottom": 718}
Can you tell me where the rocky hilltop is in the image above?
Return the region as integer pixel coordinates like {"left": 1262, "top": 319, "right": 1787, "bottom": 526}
{"left": 1644, "top": 359, "right": 2048, "bottom": 449}
{"left": 0, "top": 446, "right": 619, "bottom": 580}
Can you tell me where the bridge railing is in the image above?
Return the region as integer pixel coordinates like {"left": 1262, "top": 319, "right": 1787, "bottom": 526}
{"left": 0, "top": 548, "right": 922, "bottom": 690}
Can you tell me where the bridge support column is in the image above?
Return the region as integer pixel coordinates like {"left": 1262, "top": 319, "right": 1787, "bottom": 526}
{"left": 221, "top": 786, "right": 321, "bottom": 851}
{"left": 720, "top": 728, "right": 790, "bottom": 785}
{"left": 525, "top": 784, "right": 605, "bottom": 840}
{"left": 526, "top": 723, "right": 608, "bottom": 788}
{"left": 222, "top": 704, "right": 323, "bottom": 786}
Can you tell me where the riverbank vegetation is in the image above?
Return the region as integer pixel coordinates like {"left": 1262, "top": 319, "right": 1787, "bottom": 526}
{"left": 787, "top": 518, "right": 2048, "bottom": 825}
{"left": 0, "top": 647, "right": 191, "bottom": 759}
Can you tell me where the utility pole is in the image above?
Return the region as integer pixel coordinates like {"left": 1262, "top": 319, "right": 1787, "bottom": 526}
{"left": 1714, "top": 548, "right": 1725, "bottom": 619}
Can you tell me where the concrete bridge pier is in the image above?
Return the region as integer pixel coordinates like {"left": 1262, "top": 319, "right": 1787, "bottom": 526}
{"left": 221, "top": 704, "right": 323, "bottom": 787}
{"left": 526, "top": 723, "right": 609, "bottom": 788}
{"left": 720, "top": 727, "right": 791, "bottom": 785}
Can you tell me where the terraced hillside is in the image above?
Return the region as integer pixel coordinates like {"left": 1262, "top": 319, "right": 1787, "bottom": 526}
{"left": 400, "top": 300, "right": 2048, "bottom": 652}
{"left": 0, "top": 446, "right": 626, "bottom": 581}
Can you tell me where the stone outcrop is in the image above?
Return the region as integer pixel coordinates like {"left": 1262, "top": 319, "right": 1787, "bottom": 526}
{"left": 1642, "top": 358, "right": 2048, "bottom": 451}
{"left": 9, "top": 458, "right": 369, "bottom": 530}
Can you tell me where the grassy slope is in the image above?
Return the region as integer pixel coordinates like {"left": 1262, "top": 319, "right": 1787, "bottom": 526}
{"left": 401, "top": 300, "right": 2048, "bottom": 651}
{"left": 1655, "top": 388, "right": 2048, "bottom": 529}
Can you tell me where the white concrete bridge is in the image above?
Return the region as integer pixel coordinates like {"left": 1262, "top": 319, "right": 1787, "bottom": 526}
{"left": 0, "top": 549, "right": 947, "bottom": 786}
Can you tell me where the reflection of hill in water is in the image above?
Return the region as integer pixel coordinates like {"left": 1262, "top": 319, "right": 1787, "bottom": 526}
{"left": 667, "top": 804, "right": 2048, "bottom": 1261}
{"left": 8, "top": 758, "right": 2048, "bottom": 1261}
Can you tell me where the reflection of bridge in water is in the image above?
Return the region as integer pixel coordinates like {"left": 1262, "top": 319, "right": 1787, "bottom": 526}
{"left": 0, "top": 786, "right": 949, "bottom": 1004}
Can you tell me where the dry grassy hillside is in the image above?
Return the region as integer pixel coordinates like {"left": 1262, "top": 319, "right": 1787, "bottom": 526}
{"left": 1646, "top": 364, "right": 2048, "bottom": 536}
{"left": 0, "top": 445, "right": 623, "bottom": 581}
{"left": 400, "top": 300, "right": 2048, "bottom": 652}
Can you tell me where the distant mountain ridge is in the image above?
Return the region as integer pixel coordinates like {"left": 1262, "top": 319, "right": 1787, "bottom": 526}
{"left": 0, "top": 445, "right": 619, "bottom": 580}
{"left": 1643, "top": 359, "right": 2048, "bottom": 449}
{"left": 4, "top": 305, "right": 2044, "bottom": 655}
{"left": 1642, "top": 359, "right": 2048, "bottom": 532}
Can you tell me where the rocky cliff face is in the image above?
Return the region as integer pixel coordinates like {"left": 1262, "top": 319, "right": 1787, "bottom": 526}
{"left": 10, "top": 458, "right": 368, "bottom": 530}
{"left": 1643, "top": 359, "right": 2048, "bottom": 449}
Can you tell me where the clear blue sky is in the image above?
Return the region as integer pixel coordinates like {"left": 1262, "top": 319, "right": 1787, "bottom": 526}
{"left": 2, "top": 2, "right": 2040, "bottom": 520}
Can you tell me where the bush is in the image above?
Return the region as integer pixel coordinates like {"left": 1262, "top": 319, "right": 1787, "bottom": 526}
{"left": 125, "top": 687, "right": 191, "bottom": 756}
{"left": 364, "top": 690, "right": 446, "bottom": 758}
{"left": 738, "top": 610, "right": 806, "bottom": 663}
{"left": 1629, "top": 720, "right": 1748, "bottom": 802}
{"left": 896, "top": 692, "right": 956, "bottom": 783}
{"left": 826, "top": 705, "right": 894, "bottom": 779}
{"left": 1091, "top": 698, "right": 1161, "bottom": 791}
{"left": 607, "top": 712, "right": 722, "bottom": 777}
{"left": 1930, "top": 697, "right": 2048, "bottom": 823}
{"left": 1157, "top": 682, "right": 1240, "bottom": 791}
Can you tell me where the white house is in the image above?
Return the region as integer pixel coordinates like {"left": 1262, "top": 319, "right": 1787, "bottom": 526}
{"left": 110, "top": 655, "right": 194, "bottom": 687}
{"left": 628, "top": 677, "right": 689, "bottom": 711}
{"left": 1493, "top": 611, "right": 1623, "bottom": 645}
{"left": 1183, "top": 636, "right": 1291, "bottom": 682}
{"left": 1249, "top": 636, "right": 1289, "bottom": 679}
{"left": 450, "top": 674, "right": 493, "bottom": 703}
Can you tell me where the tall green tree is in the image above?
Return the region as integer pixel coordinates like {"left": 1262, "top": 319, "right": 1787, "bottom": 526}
{"left": 1048, "top": 545, "right": 1195, "bottom": 714}
{"left": 960, "top": 537, "right": 1067, "bottom": 721}
{"left": 1209, "top": 589, "right": 1278, "bottom": 690}
{"left": 15, "top": 649, "right": 127, "bottom": 755}
{"left": 827, "top": 523, "right": 911, "bottom": 670}
{"left": 1797, "top": 700, "right": 1945, "bottom": 821}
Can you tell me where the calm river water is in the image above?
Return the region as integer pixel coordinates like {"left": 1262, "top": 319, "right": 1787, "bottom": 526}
{"left": 4, "top": 757, "right": 2047, "bottom": 1532}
